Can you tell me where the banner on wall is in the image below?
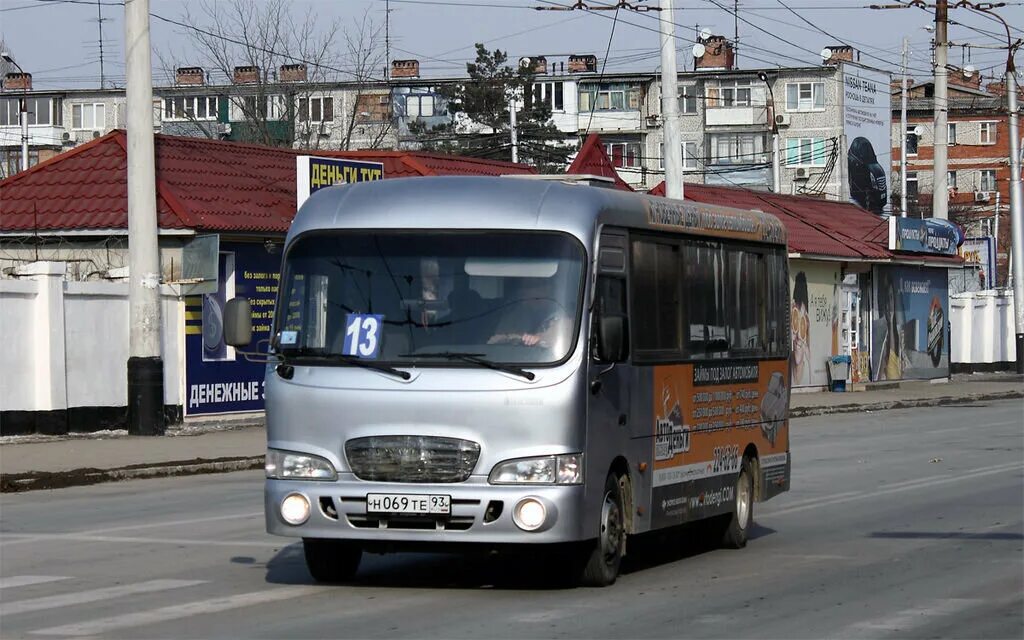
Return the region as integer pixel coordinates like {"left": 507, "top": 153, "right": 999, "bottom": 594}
{"left": 842, "top": 63, "right": 892, "bottom": 216}
{"left": 790, "top": 261, "right": 842, "bottom": 387}
{"left": 296, "top": 155, "right": 384, "bottom": 209}
{"left": 185, "top": 241, "right": 282, "bottom": 415}
{"left": 871, "top": 266, "right": 949, "bottom": 381}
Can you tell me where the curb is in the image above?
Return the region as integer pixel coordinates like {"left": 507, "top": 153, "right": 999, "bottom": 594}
{"left": 0, "top": 456, "right": 264, "bottom": 493}
{"left": 791, "top": 389, "right": 1024, "bottom": 418}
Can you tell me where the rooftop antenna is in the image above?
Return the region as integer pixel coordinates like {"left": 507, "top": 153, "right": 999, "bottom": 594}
{"left": 733, "top": 0, "right": 739, "bottom": 66}
{"left": 96, "top": 0, "right": 108, "bottom": 89}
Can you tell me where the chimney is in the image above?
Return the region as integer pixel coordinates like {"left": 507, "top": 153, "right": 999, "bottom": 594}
{"left": 695, "top": 35, "right": 735, "bottom": 71}
{"left": 175, "top": 67, "right": 205, "bottom": 86}
{"left": 391, "top": 59, "right": 420, "bottom": 79}
{"left": 521, "top": 56, "right": 547, "bottom": 75}
{"left": 985, "top": 79, "right": 1024, "bottom": 99}
{"left": 3, "top": 72, "right": 32, "bottom": 91}
{"left": 279, "top": 63, "right": 307, "bottom": 83}
{"left": 568, "top": 54, "right": 598, "bottom": 74}
{"left": 947, "top": 65, "right": 981, "bottom": 90}
{"left": 233, "top": 65, "right": 260, "bottom": 84}
{"left": 823, "top": 45, "right": 855, "bottom": 65}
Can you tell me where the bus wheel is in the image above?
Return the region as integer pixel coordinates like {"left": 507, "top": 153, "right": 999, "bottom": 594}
{"left": 302, "top": 538, "right": 362, "bottom": 583}
{"left": 580, "top": 472, "right": 626, "bottom": 587}
{"left": 721, "top": 458, "right": 754, "bottom": 549}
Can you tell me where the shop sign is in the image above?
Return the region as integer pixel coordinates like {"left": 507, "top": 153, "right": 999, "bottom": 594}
{"left": 888, "top": 216, "right": 963, "bottom": 256}
{"left": 296, "top": 155, "right": 384, "bottom": 208}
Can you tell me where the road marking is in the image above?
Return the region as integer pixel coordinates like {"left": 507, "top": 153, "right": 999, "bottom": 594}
{"left": 0, "top": 579, "right": 205, "bottom": 616}
{"left": 0, "top": 533, "right": 281, "bottom": 548}
{"left": 0, "top": 576, "right": 70, "bottom": 589}
{"left": 30, "top": 586, "right": 323, "bottom": 637}
{"left": 850, "top": 598, "right": 982, "bottom": 634}
{"left": 763, "top": 462, "right": 1024, "bottom": 518}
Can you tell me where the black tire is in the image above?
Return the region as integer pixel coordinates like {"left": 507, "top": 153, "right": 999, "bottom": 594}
{"left": 720, "top": 458, "right": 754, "bottom": 549}
{"left": 302, "top": 538, "right": 362, "bottom": 583}
{"left": 579, "top": 472, "right": 626, "bottom": 587}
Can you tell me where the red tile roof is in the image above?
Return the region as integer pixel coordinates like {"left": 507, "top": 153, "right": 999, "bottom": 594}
{"left": 567, "top": 134, "right": 957, "bottom": 264}
{"left": 0, "top": 130, "right": 537, "bottom": 234}
{"left": 566, "top": 134, "right": 635, "bottom": 192}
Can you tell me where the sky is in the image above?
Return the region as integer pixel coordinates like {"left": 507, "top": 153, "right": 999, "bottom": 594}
{"left": 1, "top": 0, "right": 1022, "bottom": 90}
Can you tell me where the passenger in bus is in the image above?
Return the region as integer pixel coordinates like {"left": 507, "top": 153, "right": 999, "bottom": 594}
{"left": 487, "top": 277, "right": 568, "bottom": 349}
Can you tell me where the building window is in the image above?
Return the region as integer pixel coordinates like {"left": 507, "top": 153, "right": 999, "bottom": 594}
{"left": 906, "top": 171, "right": 918, "bottom": 199}
{"left": 947, "top": 171, "right": 957, "bottom": 191}
{"left": 678, "top": 85, "right": 697, "bottom": 114}
{"left": 164, "top": 96, "right": 218, "bottom": 121}
{"left": 605, "top": 141, "right": 641, "bottom": 168}
{"left": 72, "top": 103, "right": 106, "bottom": 130}
{"left": 299, "top": 96, "right": 334, "bottom": 122}
{"left": 1, "top": 149, "right": 39, "bottom": 178}
{"left": 784, "top": 137, "right": 826, "bottom": 167}
{"left": 406, "top": 94, "right": 435, "bottom": 118}
{"left": 660, "top": 141, "right": 699, "bottom": 171}
{"left": 906, "top": 125, "right": 919, "bottom": 155}
{"left": 785, "top": 82, "right": 824, "bottom": 112}
{"left": 947, "top": 122, "right": 957, "bottom": 145}
{"left": 0, "top": 97, "right": 61, "bottom": 126}
{"left": 532, "top": 82, "right": 564, "bottom": 111}
{"left": 579, "top": 83, "right": 637, "bottom": 112}
{"left": 707, "top": 81, "right": 752, "bottom": 108}
{"left": 709, "top": 132, "right": 766, "bottom": 165}
{"left": 0, "top": 98, "right": 20, "bottom": 126}
{"left": 979, "top": 121, "right": 996, "bottom": 144}
{"left": 980, "top": 169, "right": 996, "bottom": 192}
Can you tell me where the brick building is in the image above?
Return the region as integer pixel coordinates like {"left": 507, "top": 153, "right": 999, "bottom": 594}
{"left": 890, "top": 70, "right": 1022, "bottom": 285}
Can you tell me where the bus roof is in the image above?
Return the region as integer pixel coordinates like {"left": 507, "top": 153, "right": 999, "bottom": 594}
{"left": 288, "top": 176, "right": 787, "bottom": 247}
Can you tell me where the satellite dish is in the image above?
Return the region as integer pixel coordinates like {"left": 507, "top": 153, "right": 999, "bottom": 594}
{"left": 913, "top": 125, "right": 924, "bottom": 137}
{"left": 963, "top": 65, "right": 976, "bottom": 78}
{"left": 692, "top": 43, "right": 706, "bottom": 58}
{"left": 820, "top": 48, "right": 833, "bottom": 62}
{"left": 699, "top": 28, "right": 712, "bottom": 41}
{"left": 519, "top": 57, "right": 531, "bottom": 68}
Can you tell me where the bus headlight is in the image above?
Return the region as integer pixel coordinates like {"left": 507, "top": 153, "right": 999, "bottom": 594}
{"left": 488, "top": 454, "right": 583, "bottom": 485}
{"left": 265, "top": 449, "right": 337, "bottom": 481}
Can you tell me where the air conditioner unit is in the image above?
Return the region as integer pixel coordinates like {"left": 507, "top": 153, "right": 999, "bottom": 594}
{"left": 794, "top": 167, "right": 809, "bottom": 180}
{"left": 775, "top": 113, "right": 791, "bottom": 127}
{"left": 317, "top": 122, "right": 331, "bottom": 137}
{"left": 378, "top": 95, "right": 389, "bottom": 105}
{"left": 974, "top": 191, "right": 991, "bottom": 202}
{"left": 92, "top": 130, "right": 102, "bottom": 139}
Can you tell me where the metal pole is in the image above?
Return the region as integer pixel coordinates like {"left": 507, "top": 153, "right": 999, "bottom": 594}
{"left": 1007, "top": 68, "right": 1023, "bottom": 372}
{"left": 19, "top": 95, "right": 28, "bottom": 172}
{"left": 994, "top": 190, "right": 1000, "bottom": 287}
{"left": 933, "top": 0, "right": 949, "bottom": 219}
{"left": 509, "top": 94, "right": 518, "bottom": 164}
{"left": 772, "top": 131, "right": 781, "bottom": 193}
{"left": 901, "top": 37, "right": 909, "bottom": 217}
{"left": 124, "top": 0, "right": 165, "bottom": 434}
{"left": 661, "top": 0, "right": 683, "bottom": 200}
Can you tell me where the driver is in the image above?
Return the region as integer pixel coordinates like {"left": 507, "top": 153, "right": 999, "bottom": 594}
{"left": 488, "top": 277, "right": 568, "bottom": 347}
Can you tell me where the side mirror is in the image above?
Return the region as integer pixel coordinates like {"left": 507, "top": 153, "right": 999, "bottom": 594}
{"left": 224, "top": 297, "right": 253, "bottom": 347}
{"left": 596, "top": 314, "right": 627, "bottom": 363}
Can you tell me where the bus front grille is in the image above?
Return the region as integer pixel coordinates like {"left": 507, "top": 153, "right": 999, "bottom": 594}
{"left": 344, "top": 435, "right": 481, "bottom": 483}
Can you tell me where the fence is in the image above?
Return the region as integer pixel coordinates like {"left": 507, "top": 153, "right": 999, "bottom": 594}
{"left": 949, "top": 289, "right": 1016, "bottom": 373}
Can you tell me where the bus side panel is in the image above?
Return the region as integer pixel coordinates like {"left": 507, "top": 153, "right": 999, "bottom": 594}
{"left": 648, "top": 358, "right": 790, "bottom": 529}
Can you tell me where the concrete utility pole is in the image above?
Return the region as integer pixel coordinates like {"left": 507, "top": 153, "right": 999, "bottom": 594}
{"left": 932, "top": 0, "right": 949, "bottom": 220}
{"left": 1, "top": 53, "right": 29, "bottom": 172}
{"left": 900, "top": 37, "right": 910, "bottom": 217}
{"left": 124, "top": 0, "right": 165, "bottom": 434}
{"left": 1007, "top": 67, "right": 1023, "bottom": 372}
{"left": 758, "top": 72, "right": 781, "bottom": 193}
{"left": 660, "top": 0, "right": 683, "bottom": 200}
{"left": 509, "top": 94, "right": 518, "bottom": 164}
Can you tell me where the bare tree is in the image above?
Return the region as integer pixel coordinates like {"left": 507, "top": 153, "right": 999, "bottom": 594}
{"left": 0, "top": 38, "right": 15, "bottom": 78}
{"left": 337, "top": 11, "right": 393, "bottom": 151}
{"left": 160, "top": 0, "right": 388, "bottom": 150}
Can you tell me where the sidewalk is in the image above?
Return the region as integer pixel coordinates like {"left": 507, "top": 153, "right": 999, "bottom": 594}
{"left": 2, "top": 374, "right": 1021, "bottom": 493}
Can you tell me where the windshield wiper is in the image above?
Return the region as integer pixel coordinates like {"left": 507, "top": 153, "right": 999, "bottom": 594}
{"left": 282, "top": 349, "right": 411, "bottom": 380}
{"left": 399, "top": 352, "right": 535, "bottom": 381}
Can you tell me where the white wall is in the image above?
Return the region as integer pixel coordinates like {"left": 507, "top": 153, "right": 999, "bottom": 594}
{"left": 0, "top": 262, "right": 184, "bottom": 415}
{"left": 950, "top": 289, "right": 1016, "bottom": 365}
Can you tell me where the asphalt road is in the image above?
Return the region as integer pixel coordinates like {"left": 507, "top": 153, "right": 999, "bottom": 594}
{"left": 1, "top": 400, "right": 1021, "bottom": 639}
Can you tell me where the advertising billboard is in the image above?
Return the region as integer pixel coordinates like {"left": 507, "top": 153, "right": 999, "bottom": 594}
{"left": 888, "top": 216, "right": 964, "bottom": 256}
{"left": 871, "top": 266, "right": 949, "bottom": 380}
{"left": 296, "top": 155, "right": 384, "bottom": 209}
{"left": 958, "top": 237, "right": 996, "bottom": 290}
{"left": 789, "top": 260, "right": 843, "bottom": 387}
{"left": 843, "top": 64, "right": 892, "bottom": 215}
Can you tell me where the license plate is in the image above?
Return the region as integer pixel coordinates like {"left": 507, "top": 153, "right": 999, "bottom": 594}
{"left": 366, "top": 493, "right": 451, "bottom": 515}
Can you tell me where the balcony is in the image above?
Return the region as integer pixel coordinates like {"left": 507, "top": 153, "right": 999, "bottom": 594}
{"left": 705, "top": 106, "right": 768, "bottom": 127}
{"left": 0, "top": 125, "right": 66, "bottom": 148}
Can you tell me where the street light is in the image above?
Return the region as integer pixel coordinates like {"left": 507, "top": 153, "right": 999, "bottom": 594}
{"left": 758, "top": 71, "right": 782, "bottom": 194}
{"left": 1, "top": 52, "right": 29, "bottom": 173}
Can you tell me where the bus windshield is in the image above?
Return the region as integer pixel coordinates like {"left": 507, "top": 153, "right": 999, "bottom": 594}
{"left": 276, "top": 231, "right": 586, "bottom": 366}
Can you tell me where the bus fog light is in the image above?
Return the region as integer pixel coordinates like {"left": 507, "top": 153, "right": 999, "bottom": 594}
{"left": 513, "top": 498, "right": 547, "bottom": 531}
{"left": 280, "top": 493, "right": 311, "bottom": 525}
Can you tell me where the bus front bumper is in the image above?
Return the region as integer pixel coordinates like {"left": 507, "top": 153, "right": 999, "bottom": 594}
{"left": 265, "top": 477, "right": 589, "bottom": 545}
